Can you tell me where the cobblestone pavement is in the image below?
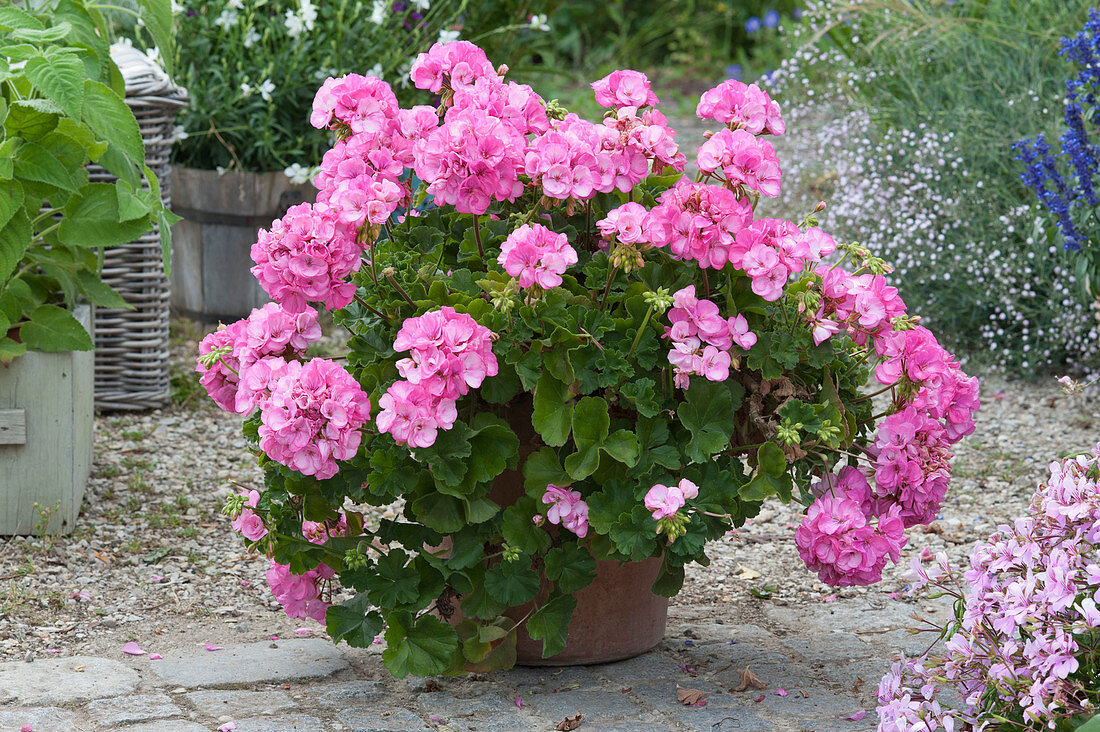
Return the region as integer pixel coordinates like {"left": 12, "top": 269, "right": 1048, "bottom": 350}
{"left": 0, "top": 597, "right": 948, "bottom": 732}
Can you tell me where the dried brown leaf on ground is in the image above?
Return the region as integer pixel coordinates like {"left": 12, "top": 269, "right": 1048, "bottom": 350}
{"left": 423, "top": 679, "right": 442, "bottom": 692}
{"left": 555, "top": 712, "right": 583, "bottom": 730}
{"left": 732, "top": 667, "right": 767, "bottom": 692}
{"left": 677, "top": 688, "right": 708, "bottom": 706}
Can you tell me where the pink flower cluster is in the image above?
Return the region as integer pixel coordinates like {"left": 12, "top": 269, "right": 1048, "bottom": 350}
{"left": 645, "top": 179, "right": 753, "bottom": 269}
{"left": 644, "top": 479, "right": 699, "bottom": 520}
{"left": 525, "top": 114, "right": 631, "bottom": 200}
{"left": 410, "top": 40, "right": 501, "bottom": 94}
{"left": 266, "top": 559, "right": 334, "bottom": 624}
{"left": 697, "top": 128, "right": 781, "bottom": 197}
{"left": 878, "top": 445, "right": 1100, "bottom": 729}
{"left": 591, "top": 69, "right": 659, "bottom": 111}
{"left": 230, "top": 489, "right": 268, "bottom": 541}
{"left": 696, "top": 79, "right": 785, "bottom": 136}
{"left": 813, "top": 267, "right": 907, "bottom": 345}
{"left": 310, "top": 73, "right": 400, "bottom": 136}
{"left": 196, "top": 303, "right": 322, "bottom": 414}
{"left": 733, "top": 219, "right": 835, "bottom": 301}
{"left": 258, "top": 358, "right": 371, "bottom": 480}
{"left": 452, "top": 77, "right": 549, "bottom": 137}
{"left": 794, "top": 490, "right": 906, "bottom": 587}
{"left": 664, "top": 286, "right": 756, "bottom": 388}
{"left": 497, "top": 224, "right": 578, "bottom": 289}
{"left": 250, "top": 202, "right": 362, "bottom": 313}
{"left": 377, "top": 308, "right": 497, "bottom": 448}
{"left": 541, "top": 484, "right": 589, "bottom": 538}
{"left": 867, "top": 407, "right": 954, "bottom": 528}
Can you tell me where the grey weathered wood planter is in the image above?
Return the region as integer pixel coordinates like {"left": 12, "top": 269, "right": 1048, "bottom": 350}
{"left": 0, "top": 306, "right": 94, "bottom": 535}
{"left": 169, "top": 167, "right": 316, "bottom": 323}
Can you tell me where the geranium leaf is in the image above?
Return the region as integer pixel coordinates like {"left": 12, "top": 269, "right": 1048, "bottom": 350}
{"left": 485, "top": 556, "right": 540, "bottom": 606}
{"left": 742, "top": 441, "right": 792, "bottom": 502}
{"left": 677, "top": 379, "right": 737, "bottom": 463}
{"left": 523, "top": 447, "right": 571, "bottom": 495}
{"left": 326, "top": 594, "right": 383, "bottom": 648}
{"left": 544, "top": 543, "right": 596, "bottom": 594}
{"left": 532, "top": 371, "right": 573, "bottom": 447}
{"left": 564, "top": 396, "right": 609, "bottom": 480}
{"left": 382, "top": 612, "right": 458, "bottom": 678}
{"left": 502, "top": 499, "right": 551, "bottom": 555}
{"left": 365, "top": 551, "right": 421, "bottom": 608}
{"left": 526, "top": 593, "right": 576, "bottom": 659}
{"left": 600, "top": 428, "right": 639, "bottom": 467}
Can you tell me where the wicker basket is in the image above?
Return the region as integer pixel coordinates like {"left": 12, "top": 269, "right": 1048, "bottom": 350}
{"left": 88, "top": 44, "right": 187, "bottom": 411}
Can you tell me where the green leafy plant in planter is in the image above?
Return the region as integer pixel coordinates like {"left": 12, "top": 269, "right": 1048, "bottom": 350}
{"left": 196, "top": 41, "right": 980, "bottom": 677}
{"left": 0, "top": 0, "right": 176, "bottom": 363}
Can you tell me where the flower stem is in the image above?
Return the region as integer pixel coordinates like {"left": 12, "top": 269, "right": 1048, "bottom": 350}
{"left": 627, "top": 305, "right": 655, "bottom": 357}
{"left": 599, "top": 264, "right": 618, "bottom": 310}
{"left": 472, "top": 214, "right": 485, "bottom": 260}
{"left": 383, "top": 268, "right": 417, "bottom": 308}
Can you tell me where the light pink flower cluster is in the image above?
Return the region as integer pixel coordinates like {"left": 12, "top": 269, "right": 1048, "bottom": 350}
{"left": 310, "top": 73, "right": 400, "bottom": 136}
{"left": 413, "top": 96, "right": 526, "bottom": 214}
{"left": 596, "top": 202, "right": 649, "bottom": 244}
{"left": 878, "top": 445, "right": 1100, "bottom": 729}
{"left": 250, "top": 202, "right": 361, "bottom": 313}
{"left": 541, "top": 484, "right": 589, "bottom": 538}
{"left": 794, "top": 491, "right": 906, "bottom": 587}
{"left": 525, "top": 113, "right": 630, "bottom": 199}
{"left": 696, "top": 79, "right": 785, "bottom": 136}
{"left": 602, "top": 108, "right": 685, "bottom": 173}
{"left": 874, "top": 326, "right": 980, "bottom": 442}
{"left": 813, "top": 266, "right": 907, "bottom": 346}
{"left": 697, "top": 128, "right": 781, "bottom": 197}
{"left": 266, "top": 559, "right": 334, "bottom": 624}
{"left": 196, "top": 303, "right": 322, "bottom": 414}
{"left": 230, "top": 489, "right": 268, "bottom": 541}
{"left": 258, "top": 358, "right": 372, "bottom": 480}
{"left": 733, "top": 219, "right": 833, "bottom": 301}
{"left": 591, "top": 69, "right": 659, "bottom": 111}
{"left": 377, "top": 308, "right": 497, "bottom": 448}
{"left": 646, "top": 179, "right": 753, "bottom": 269}
{"left": 410, "top": 40, "right": 501, "bottom": 94}
{"left": 664, "top": 285, "right": 756, "bottom": 388}
{"left": 452, "top": 77, "right": 549, "bottom": 137}
{"left": 867, "top": 406, "right": 953, "bottom": 528}
{"left": 644, "top": 479, "right": 699, "bottom": 520}
{"left": 497, "top": 224, "right": 578, "bottom": 289}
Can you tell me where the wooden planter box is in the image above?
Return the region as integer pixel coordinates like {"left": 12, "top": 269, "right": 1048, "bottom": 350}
{"left": 169, "top": 167, "right": 316, "bottom": 323}
{"left": 0, "top": 306, "right": 94, "bottom": 535}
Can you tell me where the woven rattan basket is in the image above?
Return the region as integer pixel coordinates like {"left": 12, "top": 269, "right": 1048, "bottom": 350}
{"left": 88, "top": 44, "right": 186, "bottom": 411}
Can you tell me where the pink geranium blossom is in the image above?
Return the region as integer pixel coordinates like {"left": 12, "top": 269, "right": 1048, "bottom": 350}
{"left": 542, "top": 484, "right": 589, "bottom": 538}
{"left": 498, "top": 224, "right": 578, "bottom": 289}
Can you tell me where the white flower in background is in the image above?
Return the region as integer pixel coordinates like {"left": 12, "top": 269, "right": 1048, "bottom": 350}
{"left": 437, "top": 28, "right": 459, "bottom": 44}
{"left": 258, "top": 79, "right": 275, "bottom": 101}
{"left": 214, "top": 7, "right": 239, "bottom": 30}
{"left": 244, "top": 28, "right": 260, "bottom": 47}
{"left": 284, "top": 163, "right": 314, "bottom": 185}
{"left": 170, "top": 0, "right": 184, "bottom": 14}
{"left": 394, "top": 58, "right": 413, "bottom": 88}
{"left": 240, "top": 81, "right": 253, "bottom": 96}
{"left": 144, "top": 45, "right": 160, "bottom": 62}
{"left": 227, "top": 0, "right": 244, "bottom": 9}
{"left": 529, "top": 14, "right": 550, "bottom": 32}
{"left": 367, "top": 62, "right": 383, "bottom": 79}
{"left": 285, "top": 10, "right": 304, "bottom": 36}
{"left": 285, "top": 0, "right": 317, "bottom": 37}
{"left": 369, "top": 0, "right": 386, "bottom": 25}
{"left": 413, "top": 0, "right": 430, "bottom": 9}
{"left": 172, "top": 125, "right": 189, "bottom": 142}
{"left": 299, "top": 0, "right": 317, "bottom": 31}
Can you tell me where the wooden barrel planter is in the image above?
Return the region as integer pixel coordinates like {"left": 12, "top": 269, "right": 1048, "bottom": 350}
{"left": 0, "top": 307, "right": 94, "bottom": 535}
{"left": 169, "top": 167, "right": 316, "bottom": 323}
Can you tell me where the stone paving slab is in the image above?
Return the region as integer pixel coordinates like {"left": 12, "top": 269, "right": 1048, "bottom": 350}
{"left": 85, "top": 692, "right": 183, "bottom": 725}
{"left": 229, "top": 714, "right": 326, "bottom": 731}
{"left": 0, "top": 707, "right": 84, "bottom": 732}
{"left": 0, "top": 656, "right": 141, "bottom": 705}
{"left": 185, "top": 689, "right": 298, "bottom": 718}
{"left": 120, "top": 721, "right": 211, "bottom": 732}
{"left": 150, "top": 639, "right": 349, "bottom": 688}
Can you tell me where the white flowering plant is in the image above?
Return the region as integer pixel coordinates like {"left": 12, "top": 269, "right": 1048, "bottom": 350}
{"left": 167, "top": 0, "right": 547, "bottom": 172}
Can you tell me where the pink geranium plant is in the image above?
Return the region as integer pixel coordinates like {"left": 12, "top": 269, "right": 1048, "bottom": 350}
{"left": 196, "top": 40, "right": 978, "bottom": 679}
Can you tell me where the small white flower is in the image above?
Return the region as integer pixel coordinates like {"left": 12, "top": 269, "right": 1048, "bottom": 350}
{"left": 285, "top": 9, "right": 305, "bottom": 37}
{"left": 369, "top": 0, "right": 386, "bottom": 25}
{"left": 214, "top": 8, "right": 239, "bottom": 31}
{"left": 529, "top": 14, "right": 550, "bottom": 32}
{"left": 227, "top": 0, "right": 244, "bottom": 9}
{"left": 171, "top": 125, "right": 189, "bottom": 142}
{"left": 299, "top": 0, "right": 318, "bottom": 30}
{"left": 394, "top": 58, "right": 413, "bottom": 89}
{"left": 412, "top": 0, "right": 430, "bottom": 9}
{"left": 258, "top": 79, "right": 275, "bottom": 101}
{"left": 437, "top": 28, "right": 459, "bottom": 44}
{"left": 283, "top": 163, "right": 314, "bottom": 185}
{"left": 170, "top": 0, "right": 184, "bottom": 14}
{"left": 367, "top": 62, "right": 383, "bottom": 79}
{"left": 240, "top": 81, "right": 252, "bottom": 96}
{"left": 243, "top": 28, "right": 260, "bottom": 47}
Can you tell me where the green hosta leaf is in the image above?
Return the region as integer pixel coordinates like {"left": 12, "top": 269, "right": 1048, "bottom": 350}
{"left": 81, "top": 80, "right": 143, "bottom": 165}
{"left": 532, "top": 371, "right": 573, "bottom": 447}
{"left": 0, "top": 206, "right": 31, "bottom": 283}
{"left": 382, "top": 612, "right": 458, "bottom": 678}
{"left": 484, "top": 557, "right": 540, "bottom": 606}
{"left": 522, "top": 447, "right": 570, "bottom": 495}
{"left": 0, "top": 337, "right": 26, "bottom": 364}
{"left": 526, "top": 593, "right": 576, "bottom": 659}
{"left": 742, "top": 441, "right": 792, "bottom": 502}
{"left": 365, "top": 551, "right": 420, "bottom": 608}
{"left": 19, "top": 304, "right": 92, "bottom": 351}
{"left": 564, "top": 396, "right": 610, "bottom": 480}
{"left": 326, "top": 594, "right": 383, "bottom": 648}
{"left": 14, "top": 141, "right": 78, "bottom": 192}
{"left": 677, "top": 380, "right": 739, "bottom": 463}
{"left": 59, "top": 182, "right": 153, "bottom": 247}
{"left": 501, "top": 499, "right": 552, "bottom": 555}
{"left": 136, "top": 0, "right": 174, "bottom": 76}
{"left": 0, "top": 6, "right": 44, "bottom": 31}
{"left": 544, "top": 543, "right": 596, "bottom": 594}
{"left": 24, "top": 49, "right": 85, "bottom": 120}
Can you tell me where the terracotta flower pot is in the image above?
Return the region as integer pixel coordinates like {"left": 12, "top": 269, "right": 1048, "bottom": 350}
{"left": 444, "top": 399, "right": 669, "bottom": 666}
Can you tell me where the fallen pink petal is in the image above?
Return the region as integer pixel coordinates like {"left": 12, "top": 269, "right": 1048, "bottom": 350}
{"left": 515, "top": 697, "right": 522, "bottom": 709}
{"left": 70, "top": 591, "right": 90, "bottom": 602}
{"left": 203, "top": 643, "right": 224, "bottom": 651}
{"left": 20, "top": 725, "right": 33, "bottom": 732}
{"left": 240, "top": 580, "right": 251, "bottom": 587}
{"left": 775, "top": 688, "right": 788, "bottom": 697}
{"left": 844, "top": 710, "right": 867, "bottom": 721}
{"left": 428, "top": 715, "right": 445, "bottom": 724}
{"left": 269, "top": 635, "right": 278, "bottom": 641}
{"left": 149, "top": 654, "right": 163, "bottom": 660}
{"left": 44, "top": 649, "right": 61, "bottom": 654}
{"left": 373, "top": 635, "right": 383, "bottom": 644}
{"left": 150, "top": 574, "right": 164, "bottom": 582}
{"left": 121, "top": 642, "right": 145, "bottom": 656}
{"left": 293, "top": 628, "right": 314, "bottom": 636}
{"left": 217, "top": 723, "right": 237, "bottom": 732}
